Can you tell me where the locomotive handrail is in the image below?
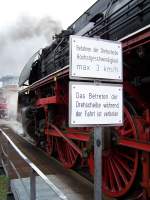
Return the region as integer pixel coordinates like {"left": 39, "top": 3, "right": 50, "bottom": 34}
{"left": 19, "top": 65, "right": 69, "bottom": 94}
{"left": 89, "top": 0, "right": 149, "bottom": 37}
{"left": 99, "top": 4, "right": 150, "bottom": 38}
{"left": 119, "top": 24, "right": 150, "bottom": 42}
{"left": 0, "top": 128, "right": 68, "bottom": 200}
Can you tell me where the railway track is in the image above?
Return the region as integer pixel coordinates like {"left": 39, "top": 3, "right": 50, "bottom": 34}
{"left": 0, "top": 121, "right": 113, "bottom": 200}
{"left": 0, "top": 120, "right": 144, "bottom": 200}
{"left": 0, "top": 120, "right": 114, "bottom": 200}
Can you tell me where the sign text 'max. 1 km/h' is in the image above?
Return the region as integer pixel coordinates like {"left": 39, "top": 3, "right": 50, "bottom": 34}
{"left": 69, "top": 82, "right": 123, "bottom": 127}
{"left": 69, "top": 35, "right": 122, "bottom": 81}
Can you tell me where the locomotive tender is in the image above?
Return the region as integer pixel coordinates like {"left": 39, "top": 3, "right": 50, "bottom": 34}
{"left": 18, "top": 0, "right": 150, "bottom": 199}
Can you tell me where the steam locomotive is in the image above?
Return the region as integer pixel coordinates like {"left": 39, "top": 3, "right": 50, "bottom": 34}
{"left": 18, "top": 0, "right": 150, "bottom": 199}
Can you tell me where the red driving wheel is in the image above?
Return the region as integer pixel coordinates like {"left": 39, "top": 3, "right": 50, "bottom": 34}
{"left": 46, "top": 135, "right": 54, "bottom": 156}
{"left": 88, "top": 106, "right": 139, "bottom": 197}
{"left": 56, "top": 138, "right": 79, "bottom": 168}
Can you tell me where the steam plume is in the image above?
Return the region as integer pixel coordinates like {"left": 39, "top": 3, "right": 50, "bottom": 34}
{"left": 0, "top": 15, "right": 62, "bottom": 77}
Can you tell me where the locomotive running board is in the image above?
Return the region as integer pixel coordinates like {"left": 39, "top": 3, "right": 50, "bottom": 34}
{"left": 118, "top": 138, "right": 150, "bottom": 152}
{"left": 19, "top": 65, "right": 69, "bottom": 94}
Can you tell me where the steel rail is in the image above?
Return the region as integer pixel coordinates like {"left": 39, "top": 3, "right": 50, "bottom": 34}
{"left": 0, "top": 128, "right": 68, "bottom": 200}
{"left": 1, "top": 144, "right": 30, "bottom": 198}
{"left": 1, "top": 142, "right": 30, "bottom": 197}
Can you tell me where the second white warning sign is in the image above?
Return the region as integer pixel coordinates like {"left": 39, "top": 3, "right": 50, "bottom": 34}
{"left": 69, "top": 82, "right": 123, "bottom": 127}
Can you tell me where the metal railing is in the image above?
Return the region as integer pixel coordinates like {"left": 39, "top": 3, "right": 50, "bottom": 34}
{"left": 0, "top": 128, "right": 68, "bottom": 200}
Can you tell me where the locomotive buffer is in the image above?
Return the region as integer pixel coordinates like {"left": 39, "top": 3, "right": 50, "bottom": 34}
{"left": 69, "top": 35, "right": 123, "bottom": 200}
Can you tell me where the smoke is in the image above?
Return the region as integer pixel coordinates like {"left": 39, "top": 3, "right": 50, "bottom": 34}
{"left": 9, "top": 15, "right": 61, "bottom": 42}
{"left": 0, "top": 87, "right": 25, "bottom": 136}
{"left": 6, "top": 92, "right": 18, "bottom": 120}
{"left": 0, "top": 15, "right": 62, "bottom": 77}
{"left": 0, "top": 34, "right": 7, "bottom": 52}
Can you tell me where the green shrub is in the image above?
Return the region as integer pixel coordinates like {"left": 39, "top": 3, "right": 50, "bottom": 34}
{"left": 0, "top": 176, "right": 9, "bottom": 200}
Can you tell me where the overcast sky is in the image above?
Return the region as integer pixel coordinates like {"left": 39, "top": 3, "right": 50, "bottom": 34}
{"left": 0, "top": 0, "right": 97, "bottom": 78}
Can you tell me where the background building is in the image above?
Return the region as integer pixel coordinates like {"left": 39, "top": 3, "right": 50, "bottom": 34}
{"left": 0, "top": 76, "right": 19, "bottom": 119}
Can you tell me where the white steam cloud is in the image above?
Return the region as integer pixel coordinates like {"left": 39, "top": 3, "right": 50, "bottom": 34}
{"left": 0, "top": 15, "right": 62, "bottom": 77}
{"left": 7, "top": 92, "right": 18, "bottom": 120}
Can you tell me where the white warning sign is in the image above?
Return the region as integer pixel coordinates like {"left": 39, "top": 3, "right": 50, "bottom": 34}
{"left": 69, "top": 35, "right": 122, "bottom": 81}
{"left": 69, "top": 82, "right": 123, "bottom": 127}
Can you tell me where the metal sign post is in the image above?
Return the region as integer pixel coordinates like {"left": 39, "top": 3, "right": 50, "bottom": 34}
{"left": 30, "top": 169, "right": 36, "bottom": 200}
{"left": 69, "top": 35, "right": 123, "bottom": 200}
{"left": 94, "top": 126, "right": 103, "bottom": 200}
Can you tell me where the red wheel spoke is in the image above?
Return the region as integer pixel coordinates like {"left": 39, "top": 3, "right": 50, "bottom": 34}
{"left": 107, "top": 159, "right": 116, "bottom": 191}
{"left": 70, "top": 146, "right": 76, "bottom": 159}
{"left": 121, "top": 128, "right": 133, "bottom": 136}
{"left": 46, "top": 136, "right": 53, "bottom": 156}
{"left": 68, "top": 146, "right": 73, "bottom": 162}
{"left": 112, "top": 156, "right": 128, "bottom": 185}
{"left": 56, "top": 138, "right": 79, "bottom": 168}
{"left": 88, "top": 105, "right": 139, "bottom": 197}
{"left": 114, "top": 155, "right": 132, "bottom": 176}
{"left": 109, "top": 158, "right": 122, "bottom": 191}
{"left": 117, "top": 151, "right": 135, "bottom": 162}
